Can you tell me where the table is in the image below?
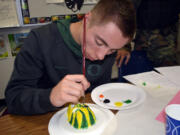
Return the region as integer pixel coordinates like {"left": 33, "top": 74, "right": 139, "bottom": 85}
{"left": 0, "top": 111, "right": 54, "bottom": 135}
{"left": 0, "top": 88, "right": 175, "bottom": 135}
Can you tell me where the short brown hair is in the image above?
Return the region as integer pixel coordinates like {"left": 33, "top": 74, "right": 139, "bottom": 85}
{"left": 90, "top": 0, "right": 136, "bottom": 41}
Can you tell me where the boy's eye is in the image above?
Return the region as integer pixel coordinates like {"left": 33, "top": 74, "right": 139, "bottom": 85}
{"left": 95, "top": 38, "right": 104, "bottom": 46}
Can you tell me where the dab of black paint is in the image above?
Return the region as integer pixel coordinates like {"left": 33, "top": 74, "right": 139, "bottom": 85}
{"left": 103, "top": 99, "right": 110, "bottom": 103}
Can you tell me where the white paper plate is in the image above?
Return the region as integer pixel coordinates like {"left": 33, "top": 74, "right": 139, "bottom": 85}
{"left": 91, "top": 83, "right": 146, "bottom": 110}
{"left": 48, "top": 104, "right": 114, "bottom": 135}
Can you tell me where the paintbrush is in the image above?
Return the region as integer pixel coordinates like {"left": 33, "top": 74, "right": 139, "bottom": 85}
{"left": 82, "top": 15, "right": 86, "bottom": 104}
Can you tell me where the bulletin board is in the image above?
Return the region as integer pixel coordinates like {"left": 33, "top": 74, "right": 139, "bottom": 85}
{"left": 28, "top": 0, "right": 95, "bottom": 18}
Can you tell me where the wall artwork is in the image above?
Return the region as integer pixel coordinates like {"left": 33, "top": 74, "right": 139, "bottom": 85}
{"left": 8, "top": 33, "right": 29, "bottom": 56}
{"left": 0, "top": 35, "right": 8, "bottom": 59}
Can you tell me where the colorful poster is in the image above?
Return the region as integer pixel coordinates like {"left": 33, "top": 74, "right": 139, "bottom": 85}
{"left": 0, "top": 35, "right": 8, "bottom": 58}
{"left": 8, "top": 33, "right": 28, "bottom": 56}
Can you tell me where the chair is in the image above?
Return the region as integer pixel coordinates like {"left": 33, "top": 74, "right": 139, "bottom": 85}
{"left": 118, "top": 50, "right": 153, "bottom": 82}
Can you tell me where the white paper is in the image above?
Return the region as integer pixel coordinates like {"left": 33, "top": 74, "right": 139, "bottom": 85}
{"left": 123, "top": 71, "right": 179, "bottom": 99}
{"left": 155, "top": 66, "right": 180, "bottom": 87}
{"left": 0, "top": 0, "right": 19, "bottom": 28}
{"left": 46, "top": 0, "right": 64, "bottom": 4}
{"left": 84, "top": 0, "right": 99, "bottom": 4}
{"left": 113, "top": 96, "right": 166, "bottom": 135}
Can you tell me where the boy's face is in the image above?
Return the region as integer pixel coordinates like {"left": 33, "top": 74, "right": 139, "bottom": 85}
{"left": 80, "top": 18, "right": 129, "bottom": 61}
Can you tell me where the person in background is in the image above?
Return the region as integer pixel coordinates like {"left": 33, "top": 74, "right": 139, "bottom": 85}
{"left": 115, "top": 42, "right": 132, "bottom": 67}
{"left": 116, "top": 0, "right": 180, "bottom": 79}
{"left": 5, "top": 0, "right": 136, "bottom": 115}
{"left": 134, "top": 0, "right": 180, "bottom": 67}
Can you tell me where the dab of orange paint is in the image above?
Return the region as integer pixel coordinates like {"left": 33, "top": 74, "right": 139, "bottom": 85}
{"left": 99, "top": 94, "right": 104, "bottom": 98}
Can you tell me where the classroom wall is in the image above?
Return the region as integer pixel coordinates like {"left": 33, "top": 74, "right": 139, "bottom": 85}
{"left": 0, "top": 26, "right": 34, "bottom": 99}
{"left": 0, "top": 58, "right": 14, "bottom": 99}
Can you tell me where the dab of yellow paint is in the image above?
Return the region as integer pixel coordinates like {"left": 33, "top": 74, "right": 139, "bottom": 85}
{"left": 114, "top": 102, "right": 123, "bottom": 107}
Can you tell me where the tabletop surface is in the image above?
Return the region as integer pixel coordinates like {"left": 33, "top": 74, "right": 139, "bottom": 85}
{"left": 0, "top": 93, "right": 100, "bottom": 135}
{"left": 0, "top": 85, "right": 177, "bottom": 135}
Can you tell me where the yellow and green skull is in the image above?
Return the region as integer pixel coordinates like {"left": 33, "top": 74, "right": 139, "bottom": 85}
{"left": 67, "top": 104, "right": 96, "bottom": 129}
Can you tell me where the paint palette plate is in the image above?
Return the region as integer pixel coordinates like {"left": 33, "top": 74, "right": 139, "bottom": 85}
{"left": 91, "top": 83, "right": 146, "bottom": 110}
{"left": 48, "top": 104, "right": 115, "bottom": 135}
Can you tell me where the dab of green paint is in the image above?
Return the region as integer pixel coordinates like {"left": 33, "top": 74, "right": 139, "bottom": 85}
{"left": 142, "top": 82, "right": 146, "bottom": 86}
{"left": 124, "top": 99, "right": 132, "bottom": 104}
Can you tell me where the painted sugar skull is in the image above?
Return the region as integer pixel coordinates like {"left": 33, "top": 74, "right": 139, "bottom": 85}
{"left": 67, "top": 104, "right": 96, "bottom": 129}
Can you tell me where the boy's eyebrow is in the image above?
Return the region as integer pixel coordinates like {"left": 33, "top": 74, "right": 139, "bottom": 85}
{"left": 96, "top": 35, "right": 109, "bottom": 47}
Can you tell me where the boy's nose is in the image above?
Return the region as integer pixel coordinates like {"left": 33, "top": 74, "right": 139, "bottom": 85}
{"left": 97, "top": 54, "right": 105, "bottom": 60}
{"left": 97, "top": 48, "right": 109, "bottom": 60}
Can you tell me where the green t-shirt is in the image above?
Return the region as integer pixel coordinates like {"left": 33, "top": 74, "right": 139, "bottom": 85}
{"left": 57, "top": 19, "right": 82, "bottom": 58}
